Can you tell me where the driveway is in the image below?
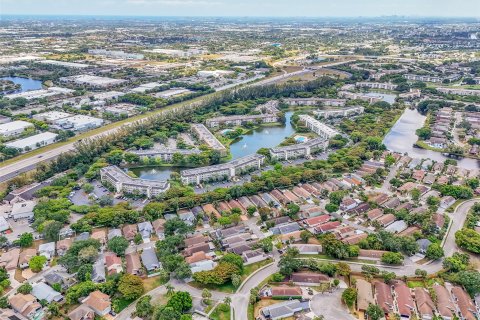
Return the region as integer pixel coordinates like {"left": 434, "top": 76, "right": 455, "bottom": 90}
{"left": 310, "top": 288, "right": 355, "bottom": 320}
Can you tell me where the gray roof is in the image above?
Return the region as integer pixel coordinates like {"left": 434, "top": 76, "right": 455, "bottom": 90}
{"left": 261, "top": 300, "right": 309, "bottom": 319}
{"left": 32, "top": 283, "right": 63, "bottom": 303}
{"left": 75, "top": 232, "right": 90, "bottom": 242}
{"left": 141, "top": 247, "right": 160, "bottom": 271}
{"left": 271, "top": 222, "right": 301, "bottom": 235}
{"left": 108, "top": 229, "right": 122, "bottom": 240}
{"left": 416, "top": 239, "right": 432, "bottom": 252}
{"left": 92, "top": 257, "right": 106, "bottom": 283}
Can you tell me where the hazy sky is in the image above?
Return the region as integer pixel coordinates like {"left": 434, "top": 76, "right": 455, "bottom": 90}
{"left": 2, "top": 0, "right": 480, "bottom": 17}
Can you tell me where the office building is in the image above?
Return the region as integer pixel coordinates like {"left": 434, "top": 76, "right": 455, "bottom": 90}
{"left": 55, "top": 115, "right": 104, "bottom": 131}
{"left": 60, "top": 75, "right": 127, "bottom": 88}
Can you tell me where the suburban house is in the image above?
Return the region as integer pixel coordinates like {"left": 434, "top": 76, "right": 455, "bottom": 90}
{"left": 261, "top": 300, "right": 310, "bottom": 320}
{"left": 138, "top": 221, "right": 153, "bottom": 241}
{"left": 31, "top": 283, "right": 63, "bottom": 303}
{"left": 105, "top": 252, "right": 123, "bottom": 275}
{"left": 18, "top": 248, "right": 36, "bottom": 269}
{"left": 141, "top": 247, "right": 161, "bottom": 272}
{"left": 38, "top": 242, "right": 55, "bottom": 260}
{"left": 9, "top": 294, "right": 43, "bottom": 320}
{"left": 356, "top": 279, "right": 374, "bottom": 313}
{"left": 83, "top": 291, "right": 112, "bottom": 317}
{"left": 126, "top": 252, "right": 142, "bottom": 275}
{"left": 291, "top": 272, "right": 329, "bottom": 285}
{"left": 122, "top": 224, "right": 138, "bottom": 241}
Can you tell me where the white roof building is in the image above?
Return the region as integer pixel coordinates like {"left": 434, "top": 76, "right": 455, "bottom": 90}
{"left": 0, "top": 217, "right": 10, "bottom": 232}
{"left": 0, "top": 120, "right": 34, "bottom": 137}
{"left": 4, "top": 87, "right": 74, "bottom": 100}
{"left": 6, "top": 132, "right": 58, "bottom": 151}
{"left": 33, "top": 111, "right": 72, "bottom": 123}
{"left": 55, "top": 115, "right": 104, "bottom": 131}
{"left": 11, "top": 201, "right": 36, "bottom": 220}
{"left": 39, "top": 60, "right": 90, "bottom": 69}
{"left": 60, "top": 75, "right": 127, "bottom": 88}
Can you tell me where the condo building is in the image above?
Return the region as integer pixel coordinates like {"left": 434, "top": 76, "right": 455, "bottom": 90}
{"left": 313, "top": 106, "right": 364, "bottom": 119}
{"left": 100, "top": 166, "right": 169, "bottom": 198}
{"left": 403, "top": 74, "right": 442, "bottom": 83}
{"left": 130, "top": 148, "right": 202, "bottom": 162}
{"left": 283, "top": 98, "right": 346, "bottom": 107}
{"left": 437, "top": 87, "right": 480, "bottom": 97}
{"left": 191, "top": 124, "right": 227, "bottom": 156}
{"left": 269, "top": 137, "right": 328, "bottom": 161}
{"left": 205, "top": 114, "right": 279, "bottom": 128}
{"left": 181, "top": 154, "right": 265, "bottom": 184}
{"left": 337, "top": 91, "right": 383, "bottom": 103}
{"left": 355, "top": 82, "right": 398, "bottom": 90}
{"left": 298, "top": 115, "right": 340, "bottom": 139}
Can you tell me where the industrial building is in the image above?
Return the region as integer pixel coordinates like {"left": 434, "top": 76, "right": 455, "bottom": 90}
{"left": 6, "top": 132, "right": 58, "bottom": 152}
{"left": 298, "top": 115, "right": 340, "bottom": 139}
{"left": 33, "top": 111, "right": 72, "bottom": 123}
{"left": 181, "top": 154, "right": 265, "bottom": 185}
{"left": 38, "top": 60, "right": 90, "bottom": 69}
{"left": 0, "top": 120, "right": 34, "bottom": 138}
{"left": 100, "top": 166, "right": 169, "bottom": 198}
{"left": 55, "top": 115, "right": 104, "bottom": 131}
{"left": 4, "top": 87, "right": 74, "bottom": 100}
{"left": 59, "top": 75, "right": 127, "bottom": 88}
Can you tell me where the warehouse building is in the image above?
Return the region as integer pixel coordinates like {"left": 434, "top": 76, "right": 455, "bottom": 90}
{"left": 6, "top": 132, "right": 58, "bottom": 152}
{"left": 0, "top": 120, "right": 34, "bottom": 138}
{"left": 33, "top": 111, "right": 72, "bottom": 123}
{"left": 59, "top": 75, "right": 127, "bottom": 88}
{"left": 55, "top": 115, "right": 104, "bottom": 131}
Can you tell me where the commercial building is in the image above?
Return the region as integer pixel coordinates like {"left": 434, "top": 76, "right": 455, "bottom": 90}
{"left": 181, "top": 154, "right": 265, "bottom": 184}
{"left": 39, "top": 60, "right": 90, "bottom": 69}
{"left": 283, "top": 98, "right": 346, "bottom": 107}
{"left": 313, "top": 106, "right": 364, "bottom": 119}
{"left": 33, "top": 111, "right": 72, "bottom": 123}
{"left": 100, "top": 165, "right": 170, "bottom": 198}
{"left": 298, "top": 114, "right": 340, "bottom": 139}
{"left": 145, "top": 48, "right": 206, "bottom": 57}
{"left": 4, "top": 87, "right": 74, "bottom": 100}
{"left": 356, "top": 82, "right": 397, "bottom": 90}
{"left": 10, "top": 201, "right": 35, "bottom": 220}
{"left": 269, "top": 137, "right": 328, "bottom": 160}
{"left": 155, "top": 88, "right": 192, "bottom": 99}
{"left": 55, "top": 115, "right": 104, "bottom": 131}
{"left": 206, "top": 113, "right": 279, "bottom": 128}
{"left": 6, "top": 132, "right": 58, "bottom": 152}
{"left": 197, "top": 70, "right": 234, "bottom": 78}
{"left": 60, "top": 75, "right": 127, "bottom": 88}
{"left": 131, "top": 148, "right": 201, "bottom": 162}
{"left": 130, "top": 82, "right": 163, "bottom": 93}
{"left": 191, "top": 123, "right": 227, "bottom": 156}
{"left": 0, "top": 120, "right": 34, "bottom": 137}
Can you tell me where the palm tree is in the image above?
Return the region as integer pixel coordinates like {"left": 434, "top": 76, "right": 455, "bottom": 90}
{"left": 166, "top": 284, "right": 175, "bottom": 296}
{"left": 223, "top": 297, "right": 232, "bottom": 306}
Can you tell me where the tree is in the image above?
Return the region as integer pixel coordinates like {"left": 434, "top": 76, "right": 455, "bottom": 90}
{"left": 231, "top": 273, "right": 242, "bottom": 288}
{"left": 272, "top": 273, "right": 285, "bottom": 282}
{"left": 366, "top": 304, "right": 384, "bottom": 320}
{"left": 336, "top": 262, "right": 351, "bottom": 277}
{"left": 361, "top": 265, "right": 380, "bottom": 280}
{"left": 167, "top": 291, "right": 192, "bottom": 312}
{"left": 455, "top": 228, "right": 480, "bottom": 253}
{"left": 201, "top": 288, "right": 212, "bottom": 302}
{"left": 380, "top": 271, "right": 396, "bottom": 283}
{"left": 77, "top": 264, "right": 93, "bottom": 282}
{"left": 166, "top": 284, "right": 175, "bottom": 296}
{"left": 43, "top": 221, "right": 64, "bottom": 242}
{"left": 456, "top": 270, "right": 480, "bottom": 297}
{"left": 108, "top": 236, "right": 129, "bottom": 256}
{"left": 415, "top": 269, "right": 427, "bottom": 279}
{"left": 342, "top": 287, "right": 357, "bottom": 308}
{"left": 381, "top": 252, "right": 403, "bottom": 265}
{"left": 278, "top": 247, "right": 301, "bottom": 276}
{"left": 118, "top": 274, "right": 144, "bottom": 300}
{"left": 220, "top": 253, "right": 244, "bottom": 271}
{"left": 300, "top": 230, "right": 311, "bottom": 243}
{"left": 29, "top": 255, "right": 47, "bottom": 272}
{"left": 135, "top": 295, "right": 154, "bottom": 319}
{"left": 47, "top": 302, "right": 60, "bottom": 317}
{"left": 82, "top": 183, "right": 94, "bottom": 193}
{"left": 443, "top": 253, "right": 470, "bottom": 272}
{"left": 425, "top": 243, "right": 444, "bottom": 260}
{"left": 17, "top": 283, "right": 32, "bottom": 294}
{"left": 18, "top": 233, "right": 34, "bottom": 248}
{"left": 78, "top": 245, "right": 99, "bottom": 264}
{"left": 224, "top": 297, "right": 232, "bottom": 305}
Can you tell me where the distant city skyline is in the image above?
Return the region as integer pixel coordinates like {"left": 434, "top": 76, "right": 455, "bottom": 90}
{"left": 2, "top": 0, "right": 480, "bottom": 18}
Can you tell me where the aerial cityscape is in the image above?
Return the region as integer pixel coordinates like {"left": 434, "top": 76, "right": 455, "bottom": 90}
{"left": 1, "top": 1, "right": 480, "bottom": 320}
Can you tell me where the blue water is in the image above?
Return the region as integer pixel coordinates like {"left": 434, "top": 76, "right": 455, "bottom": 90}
{"left": 0, "top": 76, "right": 43, "bottom": 93}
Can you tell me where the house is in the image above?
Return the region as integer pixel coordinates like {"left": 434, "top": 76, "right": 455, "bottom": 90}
{"left": 385, "top": 220, "right": 408, "bottom": 234}
{"left": 374, "top": 281, "right": 394, "bottom": 315}
{"left": 202, "top": 203, "right": 221, "bottom": 218}
{"left": 261, "top": 300, "right": 310, "bottom": 320}
{"left": 122, "top": 224, "right": 138, "bottom": 241}
{"left": 303, "top": 215, "right": 331, "bottom": 228}
{"left": 416, "top": 239, "right": 432, "bottom": 254}
{"left": 432, "top": 214, "right": 446, "bottom": 230}
{"left": 0, "top": 248, "right": 20, "bottom": 271}
{"left": 440, "top": 196, "right": 456, "bottom": 209}
{"left": 415, "top": 287, "right": 436, "bottom": 320}
{"left": 185, "top": 251, "right": 215, "bottom": 273}
{"left": 271, "top": 222, "right": 301, "bottom": 235}
{"left": 367, "top": 208, "right": 384, "bottom": 220}
{"left": 356, "top": 279, "right": 374, "bottom": 312}
{"left": 359, "top": 249, "right": 388, "bottom": 260}
{"left": 242, "top": 249, "right": 268, "bottom": 265}
{"left": 342, "top": 233, "right": 368, "bottom": 245}
{"left": 393, "top": 280, "right": 415, "bottom": 319}
{"left": 38, "top": 242, "right": 55, "bottom": 260}
{"left": 451, "top": 286, "right": 477, "bottom": 320}
{"left": 184, "top": 242, "right": 211, "bottom": 256}
{"left": 376, "top": 213, "right": 396, "bottom": 227}
{"left": 9, "top": 294, "right": 42, "bottom": 320}
{"left": 92, "top": 256, "right": 106, "bottom": 283}
{"left": 68, "top": 304, "right": 95, "bottom": 320}
{"left": 138, "top": 221, "right": 153, "bottom": 240}
{"left": 184, "top": 234, "right": 209, "bottom": 247}
{"left": 289, "top": 244, "right": 322, "bottom": 255}
{"left": 314, "top": 221, "right": 341, "bottom": 234}
{"left": 433, "top": 285, "right": 455, "bottom": 320}
{"left": 10, "top": 201, "right": 35, "bottom": 220}
{"left": 292, "top": 186, "right": 311, "bottom": 200}
{"left": 178, "top": 209, "right": 196, "bottom": 226}
{"left": 44, "top": 271, "right": 76, "bottom": 289}
{"left": 373, "top": 193, "right": 389, "bottom": 205}
{"left": 125, "top": 252, "right": 142, "bottom": 275}
{"left": 56, "top": 238, "right": 73, "bottom": 256}
{"left": 83, "top": 290, "right": 112, "bottom": 316}
{"left": 398, "top": 226, "right": 421, "bottom": 237}
{"left": 340, "top": 198, "right": 358, "bottom": 211}
{"left": 107, "top": 228, "right": 122, "bottom": 240}
{"left": 141, "top": 247, "right": 161, "bottom": 272}
{"left": 383, "top": 198, "right": 401, "bottom": 209}
{"left": 31, "top": 282, "right": 63, "bottom": 303}
{"left": 75, "top": 232, "right": 90, "bottom": 242}
{"left": 413, "top": 169, "right": 426, "bottom": 181}
{"left": 91, "top": 229, "right": 107, "bottom": 246}
{"left": 18, "top": 248, "right": 36, "bottom": 269}
{"left": 423, "top": 173, "right": 436, "bottom": 185}
{"left": 291, "top": 272, "right": 329, "bottom": 285}
{"left": 105, "top": 252, "right": 123, "bottom": 275}
{"left": 270, "top": 286, "right": 302, "bottom": 298}
{"left": 152, "top": 219, "right": 166, "bottom": 239}
{"left": 278, "top": 230, "right": 303, "bottom": 244}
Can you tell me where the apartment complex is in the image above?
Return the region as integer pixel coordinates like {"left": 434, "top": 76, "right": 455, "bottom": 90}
{"left": 313, "top": 106, "right": 364, "bottom": 119}
{"left": 130, "top": 148, "right": 201, "bottom": 162}
{"left": 181, "top": 154, "right": 265, "bottom": 184}
{"left": 205, "top": 113, "right": 279, "bottom": 128}
{"left": 337, "top": 91, "right": 383, "bottom": 103}
{"left": 269, "top": 137, "right": 328, "bottom": 161}
{"left": 298, "top": 115, "right": 340, "bottom": 139}
{"left": 100, "top": 166, "right": 169, "bottom": 198}
{"left": 356, "top": 82, "right": 398, "bottom": 90}
{"left": 437, "top": 87, "right": 480, "bottom": 96}
{"left": 283, "top": 98, "right": 346, "bottom": 107}
{"left": 191, "top": 124, "right": 227, "bottom": 156}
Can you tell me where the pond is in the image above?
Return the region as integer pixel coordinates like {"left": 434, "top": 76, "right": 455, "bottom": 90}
{"left": 0, "top": 76, "right": 43, "bottom": 93}
{"left": 132, "top": 111, "right": 297, "bottom": 180}
{"left": 383, "top": 108, "right": 479, "bottom": 169}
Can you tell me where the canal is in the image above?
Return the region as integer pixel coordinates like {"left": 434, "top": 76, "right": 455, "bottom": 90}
{"left": 383, "top": 108, "right": 479, "bottom": 169}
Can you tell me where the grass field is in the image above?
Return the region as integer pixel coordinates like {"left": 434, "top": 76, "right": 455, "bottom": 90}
{"left": 209, "top": 304, "right": 231, "bottom": 320}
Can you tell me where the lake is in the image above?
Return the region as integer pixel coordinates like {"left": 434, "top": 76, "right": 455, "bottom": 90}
{"left": 0, "top": 76, "right": 43, "bottom": 93}
{"left": 132, "top": 111, "right": 296, "bottom": 180}
{"left": 383, "top": 108, "right": 479, "bottom": 169}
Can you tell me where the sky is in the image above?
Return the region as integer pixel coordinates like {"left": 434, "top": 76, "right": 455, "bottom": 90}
{"left": 1, "top": 0, "right": 480, "bottom": 18}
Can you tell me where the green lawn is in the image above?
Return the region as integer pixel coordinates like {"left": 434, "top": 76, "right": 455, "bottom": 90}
{"left": 407, "top": 280, "right": 425, "bottom": 288}
{"left": 210, "top": 304, "right": 231, "bottom": 320}
{"left": 112, "top": 297, "right": 134, "bottom": 312}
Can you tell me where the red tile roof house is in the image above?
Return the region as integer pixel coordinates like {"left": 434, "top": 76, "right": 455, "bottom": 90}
{"left": 303, "top": 215, "right": 331, "bottom": 228}
{"left": 301, "top": 183, "right": 321, "bottom": 197}
{"left": 367, "top": 208, "right": 383, "bottom": 220}
{"left": 412, "top": 169, "right": 426, "bottom": 181}
{"left": 414, "top": 287, "right": 436, "bottom": 320}
{"left": 432, "top": 214, "right": 445, "bottom": 230}
{"left": 281, "top": 189, "right": 300, "bottom": 203}
{"left": 340, "top": 198, "right": 358, "bottom": 211}
{"left": 451, "top": 286, "right": 478, "bottom": 320}
{"left": 342, "top": 233, "right": 368, "bottom": 245}
{"left": 375, "top": 213, "right": 396, "bottom": 227}
{"left": 105, "top": 252, "right": 123, "bottom": 275}
{"left": 398, "top": 182, "right": 417, "bottom": 193}
{"left": 374, "top": 281, "right": 394, "bottom": 315}
{"left": 228, "top": 199, "right": 246, "bottom": 214}
{"left": 270, "top": 189, "right": 290, "bottom": 204}
{"left": 270, "top": 286, "right": 303, "bottom": 298}
{"left": 373, "top": 193, "right": 389, "bottom": 205}
{"left": 433, "top": 285, "right": 455, "bottom": 319}
{"left": 83, "top": 290, "right": 111, "bottom": 317}
{"left": 122, "top": 224, "right": 137, "bottom": 241}
{"left": 333, "top": 226, "right": 355, "bottom": 239}
{"left": 314, "top": 221, "right": 341, "bottom": 234}
{"left": 184, "top": 234, "right": 208, "bottom": 247}
{"left": 393, "top": 281, "right": 415, "bottom": 319}
{"left": 292, "top": 186, "right": 311, "bottom": 200}
{"left": 125, "top": 252, "right": 142, "bottom": 275}
{"left": 216, "top": 201, "right": 231, "bottom": 213}
{"left": 359, "top": 249, "right": 388, "bottom": 260}
{"left": 291, "top": 272, "right": 329, "bottom": 285}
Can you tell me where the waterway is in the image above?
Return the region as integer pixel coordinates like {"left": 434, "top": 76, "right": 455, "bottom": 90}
{"left": 132, "top": 111, "right": 296, "bottom": 180}
{"left": 383, "top": 108, "right": 479, "bottom": 169}
{"left": 0, "top": 76, "right": 43, "bottom": 93}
